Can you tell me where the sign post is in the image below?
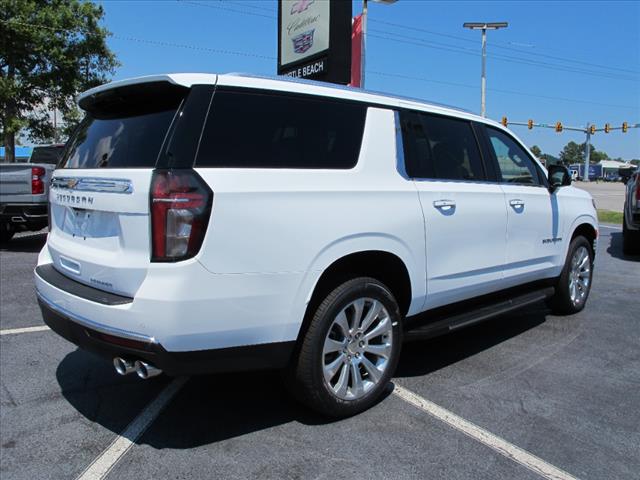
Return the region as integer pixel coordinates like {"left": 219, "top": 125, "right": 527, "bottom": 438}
{"left": 278, "top": 0, "right": 352, "bottom": 85}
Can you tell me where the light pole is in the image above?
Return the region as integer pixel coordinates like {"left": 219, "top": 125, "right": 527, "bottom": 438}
{"left": 361, "top": 0, "right": 397, "bottom": 88}
{"left": 463, "top": 22, "right": 508, "bottom": 117}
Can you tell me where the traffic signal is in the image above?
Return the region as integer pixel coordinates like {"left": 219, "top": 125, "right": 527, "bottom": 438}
{"left": 555, "top": 121, "right": 563, "bottom": 133}
{"left": 528, "top": 119, "right": 534, "bottom": 129}
{"left": 501, "top": 116, "right": 508, "bottom": 127}
{"left": 589, "top": 125, "right": 596, "bottom": 135}
{"left": 604, "top": 123, "right": 611, "bottom": 133}
{"left": 622, "top": 122, "right": 628, "bottom": 133}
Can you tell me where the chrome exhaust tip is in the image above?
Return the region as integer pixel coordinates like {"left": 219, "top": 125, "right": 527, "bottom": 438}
{"left": 113, "top": 357, "right": 135, "bottom": 376}
{"left": 134, "top": 360, "right": 162, "bottom": 379}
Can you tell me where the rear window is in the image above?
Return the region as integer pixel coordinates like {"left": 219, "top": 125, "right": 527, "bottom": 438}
{"left": 30, "top": 146, "right": 64, "bottom": 165}
{"left": 195, "top": 90, "right": 367, "bottom": 169}
{"left": 60, "top": 82, "right": 186, "bottom": 169}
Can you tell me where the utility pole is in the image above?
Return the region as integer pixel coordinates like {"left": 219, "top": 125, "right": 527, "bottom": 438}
{"left": 361, "top": 0, "right": 397, "bottom": 88}
{"left": 464, "top": 22, "right": 508, "bottom": 117}
{"left": 584, "top": 123, "right": 591, "bottom": 183}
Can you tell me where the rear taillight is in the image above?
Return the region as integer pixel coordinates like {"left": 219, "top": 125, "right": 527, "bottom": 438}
{"left": 32, "top": 167, "right": 45, "bottom": 194}
{"left": 150, "top": 169, "right": 212, "bottom": 262}
{"left": 636, "top": 175, "right": 640, "bottom": 201}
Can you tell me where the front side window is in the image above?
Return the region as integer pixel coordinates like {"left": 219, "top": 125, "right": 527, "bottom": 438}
{"left": 486, "top": 127, "right": 541, "bottom": 185}
{"left": 196, "top": 90, "right": 367, "bottom": 169}
{"left": 400, "top": 111, "right": 486, "bottom": 181}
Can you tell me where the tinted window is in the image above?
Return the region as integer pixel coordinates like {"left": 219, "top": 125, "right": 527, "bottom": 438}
{"left": 401, "top": 111, "right": 485, "bottom": 181}
{"left": 486, "top": 128, "right": 541, "bottom": 185}
{"left": 60, "top": 109, "right": 177, "bottom": 169}
{"left": 196, "top": 91, "right": 367, "bottom": 169}
{"left": 30, "top": 146, "right": 64, "bottom": 165}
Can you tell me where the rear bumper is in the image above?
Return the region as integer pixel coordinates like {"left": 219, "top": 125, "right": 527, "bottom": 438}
{"left": 0, "top": 203, "right": 48, "bottom": 228}
{"left": 37, "top": 289, "right": 295, "bottom": 376}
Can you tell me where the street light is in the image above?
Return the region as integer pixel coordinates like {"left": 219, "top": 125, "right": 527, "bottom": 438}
{"left": 361, "top": 0, "right": 398, "bottom": 88}
{"left": 463, "top": 22, "right": 508, "bottom": 117}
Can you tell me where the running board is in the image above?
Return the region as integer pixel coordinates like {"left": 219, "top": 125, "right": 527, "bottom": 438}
{"left": 403, "top": 287, "right": 555, "bottom": 342}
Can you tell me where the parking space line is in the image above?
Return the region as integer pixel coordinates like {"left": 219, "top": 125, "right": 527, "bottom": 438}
{"left": 76, "top": 376, "right": 189, "bottom": 480}
{"left": 393, "top": 384, "right": 579, "bottom": 480}
{"left": 598, "top": 225, "right": 621, "bottom": 230}
{"left": 0, "top": 326, "right": 50, "bottom": 336}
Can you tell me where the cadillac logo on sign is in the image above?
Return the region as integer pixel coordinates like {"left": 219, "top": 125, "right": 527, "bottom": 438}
{"left": 292, "top": 29, "right": 315, "bottom": 54}
{"left": 290, "top": 0, "right": 314, "bottom": 14}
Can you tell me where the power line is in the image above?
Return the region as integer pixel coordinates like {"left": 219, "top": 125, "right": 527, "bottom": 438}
{"left": 178, "top": 0, "right": 276, "bottom": 19}
{"left": 368, "top": 30, "right": 639, "bottom": 82}
{"left": 368, "top": 71, "right": 639, "bottom": 111}
{"left": 4, "top": 19, "right": 637, "bottom": 113}
{"left": 1, "top": 19, "right": 275, "bottom": 60}
{"left": 220, "top": 0, "right": 276, "bottom": 14}
{"left": 370, "top": 18, "right": 639, "bottom": 76}
{"left": 176, "top": 1, "right": 639, "bottom": 81}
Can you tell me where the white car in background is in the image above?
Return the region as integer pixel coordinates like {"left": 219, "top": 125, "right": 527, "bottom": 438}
{"left": 35, "top": 73, "right": 598, "bottom": 417}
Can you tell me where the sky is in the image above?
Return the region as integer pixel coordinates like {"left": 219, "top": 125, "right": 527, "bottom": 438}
{"left": 96, "top": 0, "right": 640, "bottom": 160}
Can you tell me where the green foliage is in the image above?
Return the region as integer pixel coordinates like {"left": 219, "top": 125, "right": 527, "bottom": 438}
{"left": 530, "top": 145, "right": 542, "bottom": 157}
{"left": 597, "top": 210, "right": 623, "bottom": 225}
{"left": 0, "top": 0, "right": 118, "bottom": 159}
{"left": 540, "top": 153, "right": 560, "bottom": 165}
{"left": 559, "top": 141, "right": 608, "bottom": 165}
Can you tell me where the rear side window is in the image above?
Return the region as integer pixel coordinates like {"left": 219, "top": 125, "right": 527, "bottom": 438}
{"left": 60, "top": 82, "right": 186, "bottom": 169}
{"left": 400, "top": 111, "right": 485, "bottom": 181}
{"left": 196, "top": 90, "right": 367, "bottom": 169}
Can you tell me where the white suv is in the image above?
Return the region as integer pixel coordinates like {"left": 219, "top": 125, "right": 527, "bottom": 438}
{"left": 35, "top": 73, "right": 598, "bottom": 417}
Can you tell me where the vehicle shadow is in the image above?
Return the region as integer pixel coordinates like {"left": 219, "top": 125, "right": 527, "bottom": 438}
{"left": 56, "top": 307, "right": 546, "bottom": 448}
{"left": 396, "top": 306, "right": 547, "bottom": 378}
{"left": 56, "top": 350, "right": 340, "bottom": 449}
{"left": 607, "top": 232, "right": 640, "bottom": 262}
{"left": 0, "top": 232, "right": 47, "bottom": 253}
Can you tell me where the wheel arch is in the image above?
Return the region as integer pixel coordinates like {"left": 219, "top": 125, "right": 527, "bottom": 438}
{"left": 293, "top": 249, "right": 415, "bottom": 348}
{"left": 569, "top": 217, "right": 598, "bottom": 256}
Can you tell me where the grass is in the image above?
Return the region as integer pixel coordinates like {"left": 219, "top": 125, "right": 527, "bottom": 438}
{"left": 597, "top": 210, "right": 624, "bottom": 224}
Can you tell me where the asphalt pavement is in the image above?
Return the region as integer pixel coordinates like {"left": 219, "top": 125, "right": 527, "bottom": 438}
{"left": 1, "top": 227, "right": 638, "bottom": 480}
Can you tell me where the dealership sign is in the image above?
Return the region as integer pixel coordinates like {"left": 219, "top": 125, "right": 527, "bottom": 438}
{"left": 278, "top": 0, "right": 351, "bottom": 85}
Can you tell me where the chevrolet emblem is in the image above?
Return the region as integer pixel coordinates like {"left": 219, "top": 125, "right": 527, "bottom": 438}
{"left": 66, "top": 178, "right": 79, "bottom": 189}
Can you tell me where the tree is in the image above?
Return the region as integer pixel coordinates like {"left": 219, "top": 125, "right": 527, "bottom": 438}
{"left": 540, "top": 153, "right": 560, "bottom": 165}
{"left": 559, "top": 141, "right": 608, "bottom": 165}
{"left": 530, "top": 145, "right": 542, "bottom": 158}
{"left": 0, "top": 0, "right": 118, "bottom": 162}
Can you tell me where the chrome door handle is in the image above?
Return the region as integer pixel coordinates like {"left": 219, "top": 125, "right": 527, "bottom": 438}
{"left": 509, "top": 199, "right": 525, "bottom": 207}
{"left": 433, "top": 199, "right": 456, "bottom": 208}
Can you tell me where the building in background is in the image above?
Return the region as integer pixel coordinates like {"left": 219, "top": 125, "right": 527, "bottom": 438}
{"left": 0, "top": 146, "right": 33, "bottom": 162}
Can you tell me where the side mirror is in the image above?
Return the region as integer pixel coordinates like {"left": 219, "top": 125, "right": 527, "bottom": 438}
{"left": 548, "top": 165, "right": 572, "bottom": 191}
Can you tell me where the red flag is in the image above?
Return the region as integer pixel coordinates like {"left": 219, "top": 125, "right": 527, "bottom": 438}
{"left": 350, "top": 14, "right": 363, "bottom": 88}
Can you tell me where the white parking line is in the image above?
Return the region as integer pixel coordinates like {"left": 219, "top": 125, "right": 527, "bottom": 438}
{"left": 76, "top": 376, "right": 188, "bottom": 480}
{"left": 599, "top": 224, "right": 622, "bottom": 230}
{"left": 0, "top": 325, "right": 50, "bottom": 336}
{"left": 393, "top": 384, "right": 579, "bottom": 480}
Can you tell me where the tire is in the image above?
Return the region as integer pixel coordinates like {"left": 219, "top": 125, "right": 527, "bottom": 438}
{"left": 0, "top": 223, "right": 14, "bottom": 243}
{"left": 622, "top": 213, "right": 640, "bottom": 255}
{"left": 287, "top": 277, "right": 402, "bottom": 418}
{"left": 548, "top": 236, "right": 594, "bottom": 315}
